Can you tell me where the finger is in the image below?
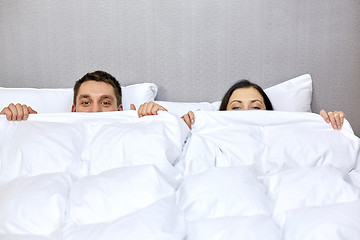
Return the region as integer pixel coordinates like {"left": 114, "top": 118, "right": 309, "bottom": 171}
{"left": 15, "top": 103, "right": 25, "bottom": 121}
{"left": 151, "top": 104, "right": 160, "bottom": 115}
{"left": 327, "top": 112, "right": 337, "bottom": 130}
{"left": 158, "top": 105, "right": 167, "bottom": 112}
{"left": 0, "top": 107, "right": 7, "bottom": 115}
{"left": 130, "top": 104, "right": 136, "bottom": 111}
{"left": 137, "top": 104, "right": 144, "bottom": 117}
{"left": 181, "top": 114, "right": 192, "bottom": 130}
{"left": 28, "top": 106, "right": 38, "bottom": 114}
{"left": 151, "top": 103, "right": 160, "bottom": 115}
{"left": 1, "top": 107, "right": 12, "bottom": 121}
{"left": 138, "top": 103, "right": 148, "bottom": 117}
{"left": 319, "top": 110, "right": 330, "bottom": 123}
{"left": 8, "top": 103, "right": 18, "bottom": 121}
{"left": 334, "top": 111, "right": 345, "bottom": 130}
{"left": 146, "top": 101, "right": 155, "bottom": 115}
{"left": 156, "top": 103, "right": 167, "bottom": 112}
{"left": 22, "top": 104, "right": 29, "bottom": 120}
{"left": 333, "top": 112, "right": 342, "bottom": 130}
{"left": 339, "top": 111, "right": 345, "bottom": 128}
{"left": 188, "top": 111, "right": 195, "bottom": 124}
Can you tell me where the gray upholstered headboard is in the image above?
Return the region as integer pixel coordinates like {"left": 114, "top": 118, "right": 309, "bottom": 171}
{"left": 0, "top": 1, "right": 359, "bottom": 136}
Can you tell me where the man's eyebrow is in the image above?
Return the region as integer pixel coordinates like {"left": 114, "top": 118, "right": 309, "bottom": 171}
{"left": 99, "top": 95, "right": 115, "bottom": 101}
{"left": 77, "top": 95, "right": 115, "bottom": 100}
{"left": 78, "top": 94, "right": 90, "bottom": 99}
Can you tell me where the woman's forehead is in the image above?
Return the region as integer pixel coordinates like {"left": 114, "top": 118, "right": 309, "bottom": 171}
{"left": 229, "top": 87, "right": 264, "bottom": 102}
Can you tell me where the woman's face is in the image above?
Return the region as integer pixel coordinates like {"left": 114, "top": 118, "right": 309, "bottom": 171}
{"left": 226, "top": 87, "right": 266, "bottom": 111}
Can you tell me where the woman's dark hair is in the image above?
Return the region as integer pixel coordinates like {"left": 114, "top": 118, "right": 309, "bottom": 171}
{"left": 219, "top": 80, "right": 273, "bottom": 111}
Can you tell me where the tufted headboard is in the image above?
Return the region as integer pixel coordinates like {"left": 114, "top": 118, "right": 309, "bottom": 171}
{"left": 0, "top": 1, "right": 359, "bottom": 136}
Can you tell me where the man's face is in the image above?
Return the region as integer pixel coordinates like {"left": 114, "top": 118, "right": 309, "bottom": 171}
{"left": 72, "top": 80, "right": 123, "bottom": 112}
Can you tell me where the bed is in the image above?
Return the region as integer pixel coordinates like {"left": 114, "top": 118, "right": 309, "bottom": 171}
{"left": 0, "top": 74, "right": 360, "bottom": 240}
{"left": 1, "top": 2, "right": 360, "bottom": 238}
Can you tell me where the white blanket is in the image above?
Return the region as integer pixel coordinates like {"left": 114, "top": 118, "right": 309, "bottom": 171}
{"left": 177, "top": 111, "right": 360, "bottom": 240}
{"left": 0, "top": 111, "right": 359, "bottom": 240}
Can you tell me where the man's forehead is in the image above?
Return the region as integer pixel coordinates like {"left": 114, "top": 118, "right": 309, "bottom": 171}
{"left": 78, "top": 94, "right": 115, "bottom": 100}
{"left": 77, "top": 81, "right": 116, "bottom": 97}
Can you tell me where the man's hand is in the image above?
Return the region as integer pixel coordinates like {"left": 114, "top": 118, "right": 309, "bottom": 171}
{"left": 319, "top": 110, "right": 345, "bottom": 130}
{"left": 131, "top": 101, "right": 167, "bottom": 117}
{"left": 0, "top": 103, "right": 38, "bottom": 121}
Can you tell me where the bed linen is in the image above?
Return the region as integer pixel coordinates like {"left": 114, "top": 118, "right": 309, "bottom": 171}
{"left": 0, "top": 111, "right": 189, "bottom": 239}
{"left": 176, "top": 111, "right": 360, "bottom": 240}
{"left": 0, "top": 110, "right": 359, "bottom": 239}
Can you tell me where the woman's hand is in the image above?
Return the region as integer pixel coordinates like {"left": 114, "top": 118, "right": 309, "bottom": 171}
{"left": 181, "top": 111, "right": 195, "bottom": 129}
{"left": 0, "top": 103, "right": 37, "bottom": 121}
{"left": 319, "top": 110, "right": 346, "bottom": 130}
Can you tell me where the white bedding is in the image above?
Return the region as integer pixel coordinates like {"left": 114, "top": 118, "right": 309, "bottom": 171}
{"left": 0, "top": 111, "right": 359, "bottom": 240}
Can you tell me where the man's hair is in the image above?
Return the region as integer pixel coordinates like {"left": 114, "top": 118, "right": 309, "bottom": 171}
{"left": 219, "top": 79, "right": 273, "bottom": 111}
{"left": 73, "top": 71, "right": 122, "bottom": 107}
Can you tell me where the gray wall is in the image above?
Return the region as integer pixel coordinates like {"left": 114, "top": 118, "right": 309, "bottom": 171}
{"left": 0, "top": 0, "right": 359, "bottom": 136}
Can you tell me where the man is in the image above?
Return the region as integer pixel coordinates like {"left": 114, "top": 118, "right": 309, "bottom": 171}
{"left": 0, "top": 70, "right": 166, "bottom": 120}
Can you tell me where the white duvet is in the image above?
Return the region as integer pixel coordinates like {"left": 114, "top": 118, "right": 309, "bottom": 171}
{"left": 0, "top": 111, "right": 359, "bottom": 240}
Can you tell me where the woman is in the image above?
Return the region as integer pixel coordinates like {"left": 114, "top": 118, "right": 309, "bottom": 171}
{"left": 182, "top": 80, "right": 345, "bottom": 130}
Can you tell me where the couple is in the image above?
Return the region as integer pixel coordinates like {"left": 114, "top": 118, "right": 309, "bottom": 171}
{"left": 1, "top": 70, "right": 345, "bottom": 130}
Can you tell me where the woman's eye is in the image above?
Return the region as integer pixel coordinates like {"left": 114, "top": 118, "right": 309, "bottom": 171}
{"left": 232, "top": 107, "right": 240, "bottom": 110}
{"left": 252, "top": 107, "right": 260, "bottom": 110}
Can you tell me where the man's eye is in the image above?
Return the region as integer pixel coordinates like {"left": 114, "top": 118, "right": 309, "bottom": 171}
{"left": 101, "top": 102, "right": 111, "bottom": 106}
{"left": 81, "top": 101, "right": 90, "bottom": 105}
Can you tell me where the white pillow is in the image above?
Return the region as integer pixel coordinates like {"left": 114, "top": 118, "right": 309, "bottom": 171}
{"left": 121, "top": 83, "right": 158, "bottom": 110}
{"left": 0, "top": 88, "right": 73, "bottom": 113}
{"left": 169, "top": 74, "right": 312, "bottom": 114}
{"left": 155, "top": 101, "right": 217, "bottom": 117}
{"left": 0, "top": 83, "right": 157, "bottom": 113}
{"left": 0, "top": 173, "right": 73, "bottom": 235}
{"left": 264, "top": 74, "right": 312, "bottom": 112}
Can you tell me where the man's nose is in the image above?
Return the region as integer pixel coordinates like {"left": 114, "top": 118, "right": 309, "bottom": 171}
{"left": 90, "top": 104, "right": 102, "bottom": 112}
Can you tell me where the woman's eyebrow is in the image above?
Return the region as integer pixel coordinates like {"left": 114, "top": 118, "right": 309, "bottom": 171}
{"left": 229, "top": 100, "right": 243, "bottom": 104}
{"left": 229, "top": 99, "right": 263, "bottom": 104}
{"left": 250, "top": 99, "right": 264, "bottom": 104}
